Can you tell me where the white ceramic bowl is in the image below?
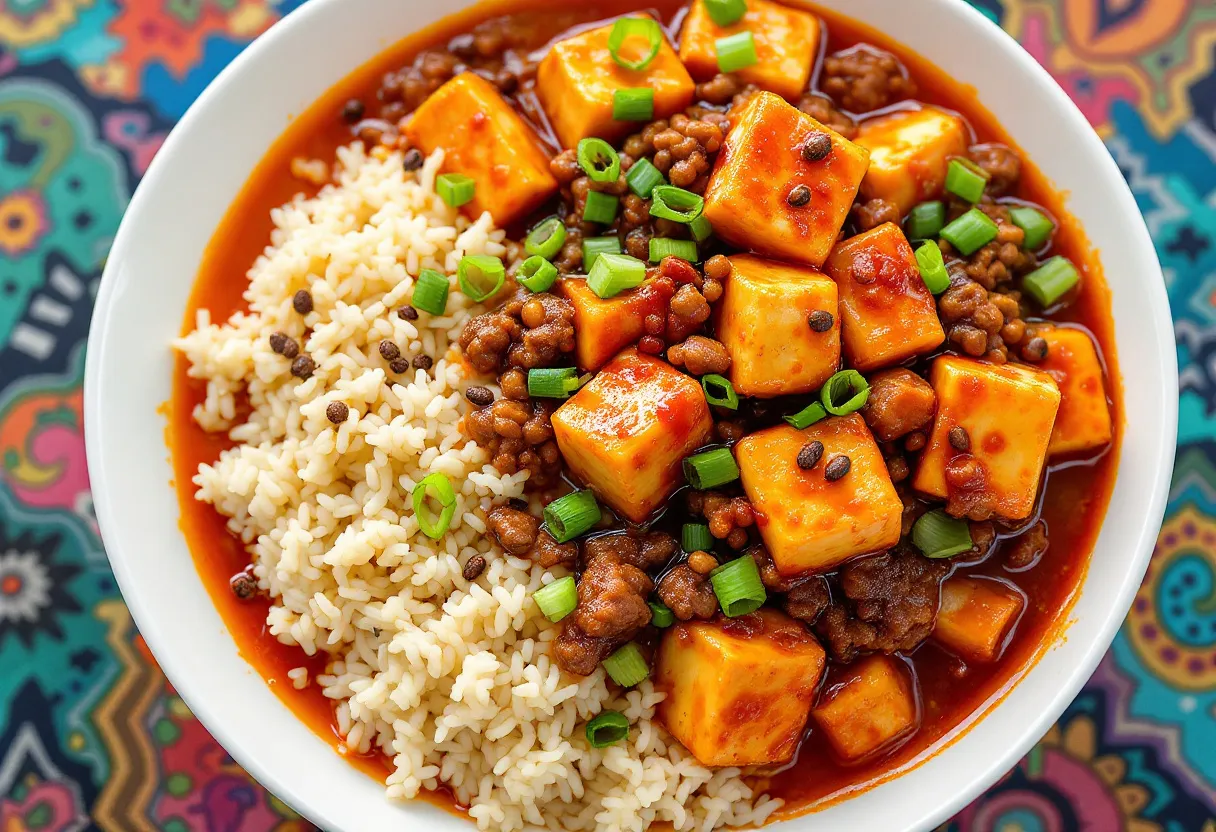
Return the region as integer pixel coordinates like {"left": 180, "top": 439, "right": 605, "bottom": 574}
{"left": 84, "top": 0, "right": 1178, "bottom": 829}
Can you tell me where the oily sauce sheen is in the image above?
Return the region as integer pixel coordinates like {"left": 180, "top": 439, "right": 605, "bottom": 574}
{"left": 170, "top": 0, "right": 1121, "bottom": 820}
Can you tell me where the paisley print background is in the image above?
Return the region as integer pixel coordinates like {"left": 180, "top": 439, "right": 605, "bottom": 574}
{"left": 0, "top": 0, "right": 1214, "bottom": 829}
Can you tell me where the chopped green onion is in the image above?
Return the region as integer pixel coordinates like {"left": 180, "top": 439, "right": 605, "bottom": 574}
{"left": 583, "top": 190, "right": 620, "bottom": 225}
{"left": 533, "top": 576, "right": 578, "bottom": 622}
{"left": 607, "top": 17, "right": 662, "bottom": 72}
{"left": 820, "top": 370, "right": 870, "bottom": 416}
{"left": 701, "top": 374, "right": 738, "bottom": 410}
{"left": 648, "top": 601, "right": 674, "bottom": 629}
{"left": 614, "top": 88, "right": 654, "bottom": 122}
{"left": 906, "top": 201, "right": 945, "bottom": 240}
{"left": 1009, "top": 206, "right": 1055, "bottom": 251}
{"left": 517, "top": 256, "right": 558, "bottom": 293}
{"left": 650, "top": 185, "right": 704, "bottom": 224}
{"left": 603, "top": 642, "right": 649, "bottom": 687}
{"left": 689, "top": 214, "right": 714, "bottom": 242}
{"left": 412, "top": 472, "right": 457, "bottom": 540}
{"left": 583, "top": 236, "right": 621, "bottom": 273}
{"left": 715, "top": 31, "right": 758, "bottom": 73}
{"left": 703, "top": 0, "right": 747, "bottom": 26}
{"left": 649, "top": 237, "right": 699, "bottom": 263}
{"left": 528, "top": 367, "right": 582, "bottom": 399}
{"left": 577, "top": 138, "right": 622, "bottom": 184}
{"left": 586, "top": 711, "right": 630, "bottom": 747}
{"left": 940, "top": 208, "right": 999, "bottom": 256}
{"left": 588, "top": 253, "right": 647, "bottom": 299}
{"left": 944, "top": 158, "right": 989, "bottom": 203}
{"left": 914, "top": 241, "right": 951, "bottom": 295}
{"left": 784, "top": 401, "right": 827, "bottom": 429}
{"left": 436, "top": 173, "right": 475, "bottom": 208}
{"left": 626, "top": 158, "right": 666, "bottom": 199}
{"left": 684, "top": 447, "right": 740, "bottom": 490}
{"left": 543, "top": 490, "right": 601, "bottom": 543}
{"left": 412, "top": 268, "right": 449, "bottom": 315}
{"left": 1023, "top": 256, "right": 1080, "bottom": 307}
{"left": 457, "top": 255, "right": 506, "bottom": 302}
{"left": 710, "top": 555, "right": 766, "bottom": 617}
{"left": 682, "top": 523, "right": 713, "bottom": 553}
{"left": 525, "top": 216, "right": 567, "bottom": 260}
{"left": 912, "top": 510, "right": 974, "bottom": 559}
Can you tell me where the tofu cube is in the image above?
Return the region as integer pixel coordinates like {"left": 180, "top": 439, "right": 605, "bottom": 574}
{"left": 716, "top": 254, "right": 841, "bottom": 397}
{"left": 405, "top": 73, "right": 558, "bottom": 226}
{"left": 1037, "top": 326, "right": 1113, "bottom": 456}
{"left": 678, "top": 0, "right": 820, "bottom": 99}
{"left": 656, "top": 609, "right": 826, "bottom": 766}
{"left": 552, "top": 349, "right": 712, "bottom": 523}
{"left": 557, "top": 278, "right": 668, "bottom": 372}
{"left": 537, "top": 19, "right": 695, "bottom": 149}
{"left": 812, "top": 654, "right": 918, "bottom": 762}
{"left": 703, "top": 93, "right": 870, "bottom": 268}
{"left": 735, "top": 415, "right": 902, "bottom": 576}
{"left": 854, "top": 107, "right": 969, "bottom": 215}
{"left": 912, "top": 356, "right": 1061, "bottom": 521}
{"left": 823, "top": 222, "right": 945, "bottom": 371}
{"left": 934, "top": 576, "right": 1026, "bottom": 663}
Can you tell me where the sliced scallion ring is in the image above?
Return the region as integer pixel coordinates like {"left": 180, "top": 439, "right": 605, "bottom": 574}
{"left": 783, "top": 401, "right": 827, "bottom": 430}
{"left": 914, "top": 240, "right": 951, "bottom": 295}
{"left": 582, "top": 236, "right": 621, "bottom": 273}
{"left": 715, "top": 31, "right": 758, "bottom": 73}
{"left": 1009, "top": 206, "right": 1055, "bottom": 251}
{"left": 607, "top": 17, "right": 663, "bottom": 71}
{"left": 412, "top": 268, "right": 449, "bottom": 316}
{"left": 613, "top": 88, "right": 655, "bottom": 121}
{"left": 517, "top": 256, "right": 558, "bottom": 293}
{"left": 626, "top": 157, "right": 666, "bottom": 199}
{"left": 528, "top": 367, "right": 582, "bottom": 399}
{"left": 701, "top": 374, "right": 738, "bottom": 410}
{"left": 525, "top": 216, "right": 567, "bottom": 260}
{"left": 602, "top": 642, "right": 649, "bottom": 687}
{"left": 649, "top": 185, "right": 704, "bottom": 224}
{"left": 412, "top": 472, "right": 457, "bottom": 540}
{"left": 820, "top": 370, "right": 870, "bottom": 416}
{"left": 577, "top": 137, "right": 622, "bottom": 184}
{"left": 912, "top": 510, "right": 974, "bottom": 559}
{"left": 710, "top": 555, "right": 766, "bottom": 617}
{"left": 533, "top": 576, "right": 578, "bottom": 622}
{"left": 944, "top": 158, "right": 989, "bottom": 203}
{"left": 684, "top": 447, "right": 740, "bottom": 490}
{"left": 682, "top": 523, "right": 713, "bottom": 553}
{"left": 1023, "top": 256, "right": 1080, "bottom": 307}
{"left": 588, "top": 253, "right": 646, "bottom": 299}
{"left": 648, "top": 600, "right": 674, "bottom": 629}
{"left": 543, "top": 490, "right": 601, "bottom": 543}
{"left": 586, "top": 711, "right": 630, "bottom": 747}
{"left": 649, "top": 237, "right": 699, "bottom": 264}
{"left": 457, "top": 255, "right": 506, "bottom": 302}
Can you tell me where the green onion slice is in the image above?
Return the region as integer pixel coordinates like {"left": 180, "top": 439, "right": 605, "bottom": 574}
{"left": 684, "top": 447, "right": 740, "bottom": 490}
{"left": 649, "top": 237, "right": 698, "bottom": 264}
{"left": 626, "top": 157, "right": 666, "bottom": 199}
{"left": 583, "top": 190, "right": 620, "bottom": 225}
{"left": 583, "top": 236, "right": 622, "bottom": 273}
{"left": 689, "top": 214, "right": 714, "bottom": 243}
{"left": 543, "top": 490, "right": 601, "bottom": 543}
{"left": 586, "top": 711, "right": 630, "bottom": 747}
{"left": 607, "top": 17, "right": 663, "bottom": 71}
{"left": 614, "top": 88, "right": 655, "bottom": 122}
{"left": 412, "top": 472, "right": 457, "bottom": 540}
{"left": 1023, "top": 256, "right": 1080, "bottom": 307}
{"left": 716, "top": 31, "right": 758, "bottom": 74}
{"left": 906, "top": 201, "right": 945, "bottom": 241}
{"left": 588, "top": 253, "right": 647, "bottom": 299}
{"left": 648, "top": 601, "right": 674, "bottom": 629}
{"left": 1009, "top": 205, "right": 1055, "bottom": 251}
{"left": 650, "top": 185, "right": 704, "bottom": 224}
{"left": 436, "top": 173, "right": 475, "bottom": 208}
{"left": 412, "top": 268, "right": 450, "bottom": 316}
{"left": 528, "top": 367, "right": 582, "bottom": 399}
{"left": 682, "top": 523, "right": 713, "bottom": 553}
{"left": 820, "top": 370, "right": 870, "bottom": 416}
{"left": 912, "top": 510, "right": 974, "bottom": 559}
{"left": 701, "top": 374, "right": 738, "bottom": 410}
{"left": 944, "top": 158, "right": 990, "bottom": 203}
{"left": 517, "top": 256, "right": 558, "bottom": 293}
{"left": 533, "top": 576, "right": 578, "bottom": 622}
{"left": 915, "top": 241, "right": 951, "bottom": 295}
{"left": 525, "top": 216, "right": 567, "bottom": 260}
{"left": 940, "top": 208, "right": 999, "bottom": 256}
{"left": 457, "top": 254, "right": 506, "bottom": 302}
{"left": 577, "top": 138, "right": 622, "bottom": 184}
{"left": 603, "top": 642, "right": 649, "bottom": 687}
{"left": 784, "top": 401, "right": 827, "bottom": 430}
{"left": 710, "top": 555, "right": 766, "bottom": 617}
{"left": 704, "top": 0, "right": 747, "bottom": 27}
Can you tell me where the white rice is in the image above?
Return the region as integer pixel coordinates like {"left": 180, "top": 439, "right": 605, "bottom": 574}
{"left": 175, "top": 143, "right": 780, "bottom": 832}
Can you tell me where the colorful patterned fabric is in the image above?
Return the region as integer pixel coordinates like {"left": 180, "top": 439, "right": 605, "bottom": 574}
{"left": 0, "top": 1, "right": 1213, "bottom": 830}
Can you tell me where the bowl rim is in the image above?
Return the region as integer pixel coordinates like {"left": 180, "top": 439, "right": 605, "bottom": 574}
{"left": 83, "top": 0, "right": 1178, "bottom": 829}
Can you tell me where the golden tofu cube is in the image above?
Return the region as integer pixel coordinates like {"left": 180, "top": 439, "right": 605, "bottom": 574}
{"left": 854, "top": 107, "right": 969, "bottom": 215}
{"left": 1037, "top": 326, "right": 1114, "bottom": 456}
{"left": 557, "top": 278, "right": 668, "bottom": 372}
{"left": 536, "top": 19, "right": 695, "bottom": 149}
{"left": 703, "top": 93, "right": 870, "bottom": 268}
{"left": 736, "top": 415, "right": 902, "bottom": 576}
{"left": 656, "top": 609, "right": 826, "bottom": 767}
{"left": 934, "top": 576, "right": 1026, "bottom": 663}
{"left": 912, "top": 356, "right": 1061, "bottom": 521}
{"left": 552, "top": 349, "right": 712, "bottom": 523}
{"left": 405, "top": 73, "right": 558, "bottom": 226}
{"left": 812, "top": 654, "right": 918, "bottom": 762}
{"left": 716, "top": 254, "right": 841, "bottom": 397}
{"left": 678, "top": 0, "right": 820, "bottom": 99}
{"left": 823, "top": 222, "right": 945, "bottom": 371}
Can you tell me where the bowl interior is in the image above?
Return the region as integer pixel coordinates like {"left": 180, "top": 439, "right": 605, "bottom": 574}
{"left": 84, "top": 0, "right": 1176, "bottom": 830}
